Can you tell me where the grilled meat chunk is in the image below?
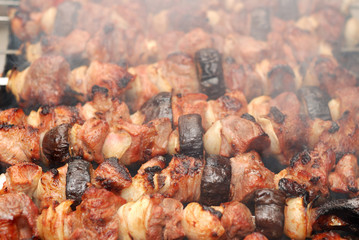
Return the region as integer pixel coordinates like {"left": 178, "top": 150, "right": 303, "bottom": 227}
{"left": 118, "top": 194, "right": 185, "bottom": 240}
{"left": 0, "top": 124, "right": 40, "bottom": 166}
{"left": 0, "top": 192, "right": 39, "bottom": 240}
{"left": 92, "top": 157, "right": 132, "bottom": 193}
{"left": 230, "top": 151, "right": 275, "bottom": 202}
{"left": 221, "top": 201, "right": 255, "bottom": 239}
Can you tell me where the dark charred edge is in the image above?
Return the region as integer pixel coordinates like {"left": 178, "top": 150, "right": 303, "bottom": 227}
{"left": 269, "top": 107, "right": 286, "bottom": 124}
{"left": 104, "top": 157, "right": 132, "bottom": 182}
{"left": 49, "top": 168, "right": 59, "bottom": 177}
{"left": 202, "top": 205, "right": 223, "bottom": 219}
{"left": 62, "top": 86, "right": 82, "bottom": 106}
{"left": 290, "top": 148, "right": 311, "bottom": 167}
{"left": 117, "top": 72, "right": 134, "bottom": 89}
{"left": 220, "top": 95, "right": 242, "bottom": 112}
{"left": 104, "top": 23, "right": 115, "bottom": 34}
{"left": 140, "top": 92, "right": 173, "bottom": 124}
{"left": 278, "top": 178, "right": 308, "bottom": 198}
{"left": 91, "top": 85, "right": 109, "bottom": 97}
{"left": 0, "top": 124, "right": 15, "bottom": 130}
{"left": 144, "top": 165, "right": 162, "bottom": 173}
{"left": 241, "top": 113, "right": 256, "bottom": 122}
{"left": 328, "top": 121, "right": 340, "bottom": 133}
{"left": 40, "top": 106, "right": 51, "bottom": 115}
{"left": 126, "top": 161, "right": 144, "bottom": 177}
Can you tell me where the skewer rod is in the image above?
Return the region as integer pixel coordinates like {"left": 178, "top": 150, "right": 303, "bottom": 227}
{"left": 0, "top": 49, "right": 20, "bottom": 55}
{"left": 0, "top": 78, "right": 8, "bottom": 86}
{"left": 0, "top": 16, "right": 9, "bottom": 22}
{"left": 0, "top": 1, "right": 19, "bottom": 6}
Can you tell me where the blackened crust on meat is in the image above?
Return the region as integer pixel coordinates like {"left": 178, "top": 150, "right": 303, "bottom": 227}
{"left": 254, "top": 189, "right": 285, "bottom": 239}
{"left": 42, "top": 124, "right": 71, "bottom": 168}
{"left": 66, "top": 158, "right": 91, "bottom": 207}
{"left": 269, "top": 107, "right": 286, "bottom": 124}
{"left": 199, "top": 155, "right": 231, "bottom": 206}
{"left": 117, "top": 72, "right": 134, "bottom": 89}
{"left": 278, "top": 178, "right": 308, "bottom": 198}
{"left": 328, "top": 121, "right": 340, "bottom": 133}
{"left": 195, "top": 48, "right": 225, "bottom": 100}
{"left": 275, "top": 0, "right": 299, "bottom": 20}
{"left": 140, "top": 92, "right": 173, "bottom": 123}
{"left": 178, "top": 114, "right": 204, "bottom": 159}
{"left": 202, "top": 205, "right": 223, "bottom": 219}
{"left": 241, "top": 113, "right": 256, "bottom": 122}
{"left": 297, "top": 86, "right": 332, "bottom": 121}
{"left": 91, "top": 85, "right": 109, "bottom": 97}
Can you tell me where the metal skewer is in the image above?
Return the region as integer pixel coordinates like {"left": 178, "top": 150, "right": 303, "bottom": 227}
{"left": 0, "top": 1, "right": 19, "bottom": 6}
{"left": 0, "top": 77, "right": 8, "bottom": 86}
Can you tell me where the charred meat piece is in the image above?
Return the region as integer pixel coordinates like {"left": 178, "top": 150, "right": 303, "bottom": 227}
{"left": 250, "top": 8, "right": 271, "bottom": 41}
{"left": 140, "top": 92, "right": 173, "bottom": 124}
{"left": 329, "top": 154, "right": 359, "bottom": 195}
{"left": 277, "top": 142, "right": 335, "bottom": 201}
{"left": 303, "top": 56, "right": 356, "bottom": 96}
{"left": 195, "top": 48, "right": 225, "bottom": 100}
{"left": 230, "top": 151, "right": 275, "bottom": 202}
{"left": 8, "top": 56, "right": 71, "bottom": 108}
{"left": 66, "top": 187, "right": 126, "bottom": 240}
{"left": 0, "top": 192, "right": 39, "bottom": 239}
{"left": 70, "top": 118, "right": 109, "bottom": 164}
{"left": 0, "top": 124, "right": 40, "bottom": 166}
{"left": 204, "top": 115, "right": 270, "bottom": 157}
{"left": 297, "top": 86, "right": 332, "bottom": 121}
{"left": 311, "top": 197, "right": 359, "bottom": 235}
{"left": 92, "top": 157, "right": 132, "bottom": 193}
{"left": 66, "top": 158, "right": 91, "bottom": 207}
{"left": 121, "top": 155, "right": 203, "bottom": 203}
{"left": 118, "top": 194, "right": 185, "bottom": 240}
{"left": 178, "top": 114, "right": 204, "bottom": 159}
{"left": 42, "top": 123, "right": 71, "bottom": 168}
{"left": 199, "top": 154, "right": 231, "bottom": 206}
{"left": 254, "top": 189, "right": 285, "bottom": 239}
{"left": 221, "top": 201, "right": 255, "bottom": 239}
{"left": 0, "top": 163, "right": 42, "bottom": 198}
